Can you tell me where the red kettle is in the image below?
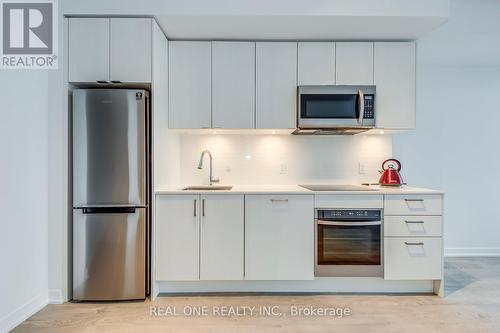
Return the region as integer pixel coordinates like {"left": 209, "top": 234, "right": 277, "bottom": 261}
{"left": 379, "top": 159, "right": 404, "bottom": 186}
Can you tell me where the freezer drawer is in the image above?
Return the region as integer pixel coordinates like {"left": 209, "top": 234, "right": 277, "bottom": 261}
{"left": 73, "top": 89, "right": 147, "bottom": 206}
{"left": 73, "top": 207, "right": 146, "bottom": 301}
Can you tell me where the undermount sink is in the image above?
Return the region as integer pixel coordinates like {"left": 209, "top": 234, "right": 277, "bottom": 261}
{"left": 182, "top": 185, "right": 233, "bottom": 191}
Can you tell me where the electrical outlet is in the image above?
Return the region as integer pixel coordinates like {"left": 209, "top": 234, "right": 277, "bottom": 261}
{"left": 358, "top": 162, "right": 366, "bottom": 175}
{"left": 225, "top": 166, "right": 231, "bottom": 173}
{"left": 280, "top": 163, "right": 288, "bottom": 175}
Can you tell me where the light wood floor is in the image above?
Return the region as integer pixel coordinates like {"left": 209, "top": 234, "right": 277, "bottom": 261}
{"left": 12, "top": 257, "right": 500, "bottom": 333}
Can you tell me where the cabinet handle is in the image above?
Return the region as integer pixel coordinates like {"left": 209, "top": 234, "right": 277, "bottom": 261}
{"left": 202, "top": 199, "right": 205, "bottom": 217}
{"left": 405, "top": 242, "right": 424, "bottom": 246}
{"left": 405, "top": 220, "right": 424, "bottom": 224}
{"left": 193, "top": 199, "right": 197, "bottom": 217}
{"left": 270, "top": 199, "right": 288, "bottom": 203}
{"left": 404, "top": 199, "right": 424, "bottom": 202}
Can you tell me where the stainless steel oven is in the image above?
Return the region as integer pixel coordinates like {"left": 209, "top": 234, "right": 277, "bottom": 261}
{"left": 296, "top": 85, "right": 376, "bottom": 134}
{"left": 315, "top": 209, "right": 383, "bottom": 277}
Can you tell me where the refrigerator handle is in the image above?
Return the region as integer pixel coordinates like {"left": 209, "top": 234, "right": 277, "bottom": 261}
{"left": 81, "top": 207, "right": 137, "bottom": 214}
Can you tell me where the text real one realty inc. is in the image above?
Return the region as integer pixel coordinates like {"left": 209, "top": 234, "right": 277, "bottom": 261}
{"left": 150, "top": 305, "right": 352, "bottom": 318}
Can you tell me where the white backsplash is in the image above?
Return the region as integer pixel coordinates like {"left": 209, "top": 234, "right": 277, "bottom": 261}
{"left": 178, "top": 134, "right": 393, "bottom": 185}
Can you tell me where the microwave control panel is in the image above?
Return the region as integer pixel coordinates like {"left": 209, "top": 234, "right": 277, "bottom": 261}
{"left": 363, "top": 95, "right": 375, "bottom": 119}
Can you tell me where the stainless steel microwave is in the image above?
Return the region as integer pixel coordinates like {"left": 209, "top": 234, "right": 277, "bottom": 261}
{"left": 296, "top": 85, "right": 376, "bottom": 134}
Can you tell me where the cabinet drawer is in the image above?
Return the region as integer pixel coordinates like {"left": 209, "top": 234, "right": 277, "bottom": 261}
{"left": 315, "top": 195, "right": 383, "bottom": 209}
{"left": 384, "top": 237, "right": 442, "bottom": 280}
{"left": 384, "top": 216, "right": 442, "bottom": 237}
{"left": 384, "top": 195, "right": 442, "bottom": 215}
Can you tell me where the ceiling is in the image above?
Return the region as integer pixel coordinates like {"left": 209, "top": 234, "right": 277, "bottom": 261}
{"left": 156, "top": 15, "right": 448, "bottom": 41}
{"left": 62, "top": 0, "right": 450, "bottom": 40}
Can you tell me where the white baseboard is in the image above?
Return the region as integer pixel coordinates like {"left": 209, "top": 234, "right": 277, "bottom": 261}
{"left": 0, "top": 293, "right": 47, "bottom": 333}
{"left": 48, "top": 289, "right": 64, "bottom": 304}
{"left": 445, "top": 247, "right": 500, "bottom": 257}
{"left": 158, "top": 278, "right": 434, "bottom": 294}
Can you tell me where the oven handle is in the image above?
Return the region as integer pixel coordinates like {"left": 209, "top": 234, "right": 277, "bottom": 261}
{"left": 317, "top": 220, "right": 381, "bottom": 226}
{"left": 357, "top": 89, "right": 365, "bottom": 125}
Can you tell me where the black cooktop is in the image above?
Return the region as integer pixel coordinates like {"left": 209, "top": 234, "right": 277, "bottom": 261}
{"left": 299, "top": 185, "right": 378, "bottom": 191}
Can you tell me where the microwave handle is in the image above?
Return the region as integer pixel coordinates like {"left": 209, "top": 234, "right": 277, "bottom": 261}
{"left": 357, "top": 89, "right": 364, "bottom": 125}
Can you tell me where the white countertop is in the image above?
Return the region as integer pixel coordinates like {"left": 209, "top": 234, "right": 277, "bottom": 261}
{"left": 155, "top": 184, "right": 443, "bottom": 195}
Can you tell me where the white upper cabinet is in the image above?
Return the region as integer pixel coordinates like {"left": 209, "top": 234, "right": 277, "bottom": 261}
{"left": 155, "top": 195, "right": 200, "bottom": 281}
{"left": 68, "top": 18, "right": 110, "bottom": 83}
{"left": 374, "top": 42, "right": 416, "bottom": 129}
{"left": 200, "top": 195, "right": 244, "bottom": 280}
{"left": 298, "top": 42, "right": 335, "bottom": 85}
{"left": 110, "top": 18, "right": 151, "bottom": 83}
{"left": 68, "top": 17, "right": 152, "bottom": 83}
{"left": 335, "top": 42, "right": 374, "bottom": 85}
{"left": 212, "top": 42, "right": 255, "bottom": 128}
{"left": 245, "top": 195, "right": 314, "bottom": 280}
{"left": 169, "top": 41, "right": 212, "bottom": 129}
{"left": 255, "top": 42, "right": 297, "bottom": 129}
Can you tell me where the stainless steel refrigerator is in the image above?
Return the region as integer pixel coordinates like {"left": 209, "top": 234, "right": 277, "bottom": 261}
{"left": 72, "top": 89, "right": 150, "bottom": 301}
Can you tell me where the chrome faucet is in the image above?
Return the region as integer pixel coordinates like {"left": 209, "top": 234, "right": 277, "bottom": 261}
{"left": 197, "top": 150, "right": 220, "bottom": 185}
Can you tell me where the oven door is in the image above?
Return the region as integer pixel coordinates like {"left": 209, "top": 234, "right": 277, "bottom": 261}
{"left": 315, "top": 220, "right": 383, "bottom": 277}
{"left": 298, "top": 85, "right": 375, "bottom": 128}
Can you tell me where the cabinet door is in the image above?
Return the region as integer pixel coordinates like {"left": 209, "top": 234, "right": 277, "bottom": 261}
{"left": 110, "top": 18, "right": 152, "bottom": 82}
{"left": 169, "top": 42, "right": 212, "bottom": 129}
{"left": 212, "top": 42, "right": 255, "bottom": 128}
{"left": 374, "top": 42, "right": 416, "bottom": 129}
{"left": 384, "top": 237, "right": 442, "bottom": 280}
{"left": 68, "top": 18, "right": 109, "bottom": 82}
{"left": 245, "top": 195, "right": 314, "bottom": 280}
{"left": 298, "top": 42, "right": 335, "bottom": 85}
{"left": 336, "top": 42, "right": 374, "bottom": 85}
{"left": 156, "top": 195, "right": 199, "bottom": 281}
{"left": 200, "top": 195, "right": 244, "bottom": 280}
{"left": 256, "top": 42, "right": 297, "bottom": 129}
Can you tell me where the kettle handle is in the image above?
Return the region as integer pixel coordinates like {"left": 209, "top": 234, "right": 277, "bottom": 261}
{"left": 381, "top": 159, "right": 401, "bottom": 172}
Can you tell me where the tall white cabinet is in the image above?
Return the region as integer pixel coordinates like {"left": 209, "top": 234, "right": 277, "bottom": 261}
{"left": 374, "top": 42, "right": 416, "bottom": 129}
{"left": 212, "top": 42, "right": 255, "bottom": 128}
{"left": 168, "top": 41, "right": 212, "bottom": 129}
{"left": 255, "top": 42, "right": 297, "bottom": 129}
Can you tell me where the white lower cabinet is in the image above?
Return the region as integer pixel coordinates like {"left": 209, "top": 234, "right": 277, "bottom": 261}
{"left": 200, "top": 195, "right": 244, "bottom": 280}
{"left": 156, "top": 195, "right": 200, "bottom": 281}
{"left": 155, "top": 194, "right": 244, "bottom": 281}
{"left": 245, "top": 195, "right": 314, "bottom": 280}
{"left": 384, "top": 237, "right": 442, "bottom": 280}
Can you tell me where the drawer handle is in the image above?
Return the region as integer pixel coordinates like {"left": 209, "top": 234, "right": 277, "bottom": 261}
{"left": 405, "top": 242, "right": 424, "bottom": 246}
{"left": 404, "top": 199, "right": 424, "bottom": 202}
{"left": 270, "top": 199, "right": 288, "bottom": 203}
{"left": 405, "top": 220, "right": 424, "bottom": 224}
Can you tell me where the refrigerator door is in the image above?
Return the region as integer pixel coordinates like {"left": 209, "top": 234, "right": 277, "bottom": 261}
{"left": 73, "top": 207, "right": 146, "bottom": 301}
{"left": 73, "top": 89, "right": 147, "bottom": 206}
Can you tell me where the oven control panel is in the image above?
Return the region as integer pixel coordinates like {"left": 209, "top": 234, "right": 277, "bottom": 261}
{"left": 316, "top": 209, "right": 381, "bottom": 220}
{"left": 363, "top": 95, "right": 375, "bottom": 119}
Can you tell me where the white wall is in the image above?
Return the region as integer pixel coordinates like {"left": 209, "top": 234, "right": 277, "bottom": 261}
{"left": 0, "top": 71, "right": 49, "bottom": 332}
{"left": 178, "top": 134, "right": 392, "bottom": 185}
{"left": 393, "top": 0, "right": 500, "bottom": 255}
